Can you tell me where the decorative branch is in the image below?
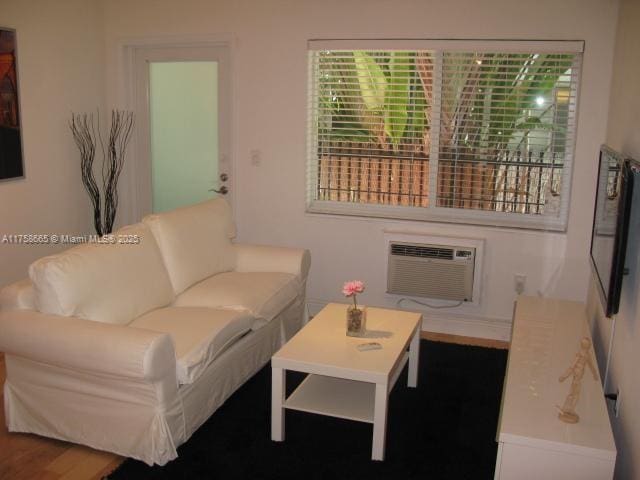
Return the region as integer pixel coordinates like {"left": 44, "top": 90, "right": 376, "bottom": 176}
{"left": 70, "top": 110, "right": 134, "bottom": 236}
{"left": 99, "top": 110, "right": 134, "bottom": 234}
{"left": 70, "top": 113, "right": 102, "bottom": 236}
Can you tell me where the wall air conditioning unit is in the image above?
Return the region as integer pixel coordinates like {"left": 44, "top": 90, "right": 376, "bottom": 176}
{"left": 387, "top": 241, "right": 476, "bottom": 302}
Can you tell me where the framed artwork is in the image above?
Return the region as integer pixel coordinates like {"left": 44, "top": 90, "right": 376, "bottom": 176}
{"left": 0, "top": 27, "right": 24, "bottom": 181}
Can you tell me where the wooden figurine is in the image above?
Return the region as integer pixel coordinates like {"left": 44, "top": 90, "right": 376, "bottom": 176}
{"left": 557, "top": 337, "right": 598, "bottom": 424}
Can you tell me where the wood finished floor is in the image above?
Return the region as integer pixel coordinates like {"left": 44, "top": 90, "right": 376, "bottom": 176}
{"left": 420, "top": 331, "right": 510, "bottom": 350}
{"left": 0, "top": 333, "right": 508, "bottom": 479}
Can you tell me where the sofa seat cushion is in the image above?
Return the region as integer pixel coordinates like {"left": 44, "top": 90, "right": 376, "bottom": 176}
{"left": 173, "top": 272, "right": 299, "bottom": 327}
{"left": 143, "top": 198, "right": 237, "bottom": 295}
{"left": 28, "top": 223, "right": 174, "bottom": 325}
{"left": 130, "top": 307, "right": 253, "bottom": 385}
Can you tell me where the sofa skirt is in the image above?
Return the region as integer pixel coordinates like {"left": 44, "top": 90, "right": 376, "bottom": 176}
{"left": 4, "top": 354, "right": 182, "bottom": 465}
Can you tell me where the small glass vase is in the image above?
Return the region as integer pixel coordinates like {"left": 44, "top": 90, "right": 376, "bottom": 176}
{"left": 346, "top": 305, "right": 367, "bottom": 337}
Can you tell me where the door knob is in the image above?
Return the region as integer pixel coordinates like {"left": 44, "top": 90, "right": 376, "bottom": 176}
{"left": 220, "top": 173, "right": 228, "bottom": 182}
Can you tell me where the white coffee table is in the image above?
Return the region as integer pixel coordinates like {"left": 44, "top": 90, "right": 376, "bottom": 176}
{"left": 271, "top": 303, "right": 421, "bottom": 460}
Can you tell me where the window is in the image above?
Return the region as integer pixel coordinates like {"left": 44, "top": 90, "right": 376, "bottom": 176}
{"left": 307, "top": 40, "right": 583, "bottom": 230}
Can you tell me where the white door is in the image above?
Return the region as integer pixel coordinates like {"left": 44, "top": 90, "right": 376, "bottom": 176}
{"left": 133, "top": 45, "right": 231, "bottom": 214}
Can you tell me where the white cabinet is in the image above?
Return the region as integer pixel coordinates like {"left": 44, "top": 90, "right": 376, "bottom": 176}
{"left": 494, "top": 296, "right": 616, "bottom": 480}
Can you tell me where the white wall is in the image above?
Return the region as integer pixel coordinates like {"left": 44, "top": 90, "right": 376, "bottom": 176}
{"left": 101, "top": 0, "right": 618, "bottom": 339}
{"left": 0, "top": 0, "right": 105, "bottom": 286}
{"left": 590, "top": 0, "right": 640, "bottom": 477}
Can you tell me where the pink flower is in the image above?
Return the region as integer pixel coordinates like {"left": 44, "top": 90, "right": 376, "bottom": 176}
{"left": 343, "top": 280, "right": 365, "bottom": 310}
{"left": 342, "top": 280, "right": 365, "bottom": 297}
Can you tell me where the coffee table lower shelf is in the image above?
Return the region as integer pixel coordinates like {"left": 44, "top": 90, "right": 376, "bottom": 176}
{"left": 285, "top": 374, "right": 375, "bottom": 423}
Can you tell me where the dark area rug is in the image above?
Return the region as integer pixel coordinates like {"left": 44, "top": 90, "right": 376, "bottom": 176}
{"left": 107, "top": 340, "right": 507, "bottom": 480}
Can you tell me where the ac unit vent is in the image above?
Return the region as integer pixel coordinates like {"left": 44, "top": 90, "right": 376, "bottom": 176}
{"left": 387, "top": 241, "right": 476, "bottom": 302}
{"left": 390, "top": 243, "right": 454, "bottom": 260}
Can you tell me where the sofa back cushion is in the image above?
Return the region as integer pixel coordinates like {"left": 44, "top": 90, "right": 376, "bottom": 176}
{"left": 28, "top": 223, "right": 174, "bottom": 325}
{"left": 143, "top": 198, "right": 237, "bottom": 295}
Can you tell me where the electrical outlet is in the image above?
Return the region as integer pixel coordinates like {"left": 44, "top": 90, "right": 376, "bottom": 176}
{"left": 514, "top": 274, "right": 526, "bottom": 294}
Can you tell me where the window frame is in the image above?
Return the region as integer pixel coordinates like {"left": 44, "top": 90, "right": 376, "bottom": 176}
{"left": 306, "top": 39, "right": 584, "bottom": 231}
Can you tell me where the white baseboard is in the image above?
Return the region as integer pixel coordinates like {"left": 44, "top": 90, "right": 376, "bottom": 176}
{"left": 307, "top": 299, "right": 512, "bottom": 342}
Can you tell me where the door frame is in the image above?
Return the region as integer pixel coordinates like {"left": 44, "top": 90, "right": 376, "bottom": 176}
{"left": 120, "top": 35, "right": 235, "bottom": 221}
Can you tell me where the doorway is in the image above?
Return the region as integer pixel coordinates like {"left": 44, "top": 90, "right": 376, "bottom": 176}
{"left": 133, "top": 44, "right": 231, "bottom": 215}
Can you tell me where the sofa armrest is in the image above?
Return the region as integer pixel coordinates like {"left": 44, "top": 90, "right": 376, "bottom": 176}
{"left": 0, "top": 279, "right": 36, "bottom": 311}
{"left": 0, "top": 310, "right": 175, "bottom": 382}
{"left": 233, "top": 244, "right": 311, "bottom": 280}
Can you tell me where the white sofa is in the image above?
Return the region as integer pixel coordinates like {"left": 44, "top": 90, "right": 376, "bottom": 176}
{"left": 0, "top": 198, "right": 310, "bottom": 465}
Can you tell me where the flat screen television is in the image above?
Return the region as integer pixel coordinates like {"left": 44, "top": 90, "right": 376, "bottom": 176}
{"left": 590, "top": 145, "right": 635, "bottom": 317}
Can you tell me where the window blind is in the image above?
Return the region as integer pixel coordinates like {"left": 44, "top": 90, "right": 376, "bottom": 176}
{"left": 436, "top": 52, "right": 580, "bottom": 215}
{"left": 307, "top": 40, "right": 583, "bottom": 230}
{"left": 311, "top": 50, "right": 434, "bottom": 207}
